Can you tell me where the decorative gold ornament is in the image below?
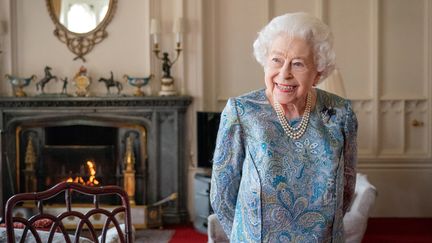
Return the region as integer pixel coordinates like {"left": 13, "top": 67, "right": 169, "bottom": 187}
{"left": 73, "top": 66, "right": 91, "bottom": 97}
{"left": 24, "top": 134, "right": 37, "bottom": 192}
{"left": 123, "top": 134, "right": 136, "bottom": 205}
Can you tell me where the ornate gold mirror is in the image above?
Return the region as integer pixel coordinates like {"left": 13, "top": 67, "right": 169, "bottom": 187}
{"left": 46, "top": 0, "right": 117, "bottom": 62}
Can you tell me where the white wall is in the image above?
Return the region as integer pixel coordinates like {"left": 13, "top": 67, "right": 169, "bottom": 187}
{"left": 0, "top": 0, "right": 431, "bottom": 219}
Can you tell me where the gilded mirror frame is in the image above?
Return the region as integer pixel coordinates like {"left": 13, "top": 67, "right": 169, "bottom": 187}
{"left": 45, "top": 0, "right": 118, "bottom": 62}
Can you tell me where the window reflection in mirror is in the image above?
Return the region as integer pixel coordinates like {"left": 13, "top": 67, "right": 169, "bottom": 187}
{"left": 51, "top": 0, "right": 109, "bottom": 34}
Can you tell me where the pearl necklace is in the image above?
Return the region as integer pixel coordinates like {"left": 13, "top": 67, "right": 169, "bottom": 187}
{"left": 274, "top": 93, "right": 312, "bottom": 139}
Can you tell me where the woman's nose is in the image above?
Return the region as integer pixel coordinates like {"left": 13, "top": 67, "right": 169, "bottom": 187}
{"left": 280, "top": 62, "right": 293, "bottom": 79}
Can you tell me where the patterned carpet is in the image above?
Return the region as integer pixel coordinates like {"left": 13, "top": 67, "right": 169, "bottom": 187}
{"left": 135, "top": 229, "right": 175, "bottom": 243}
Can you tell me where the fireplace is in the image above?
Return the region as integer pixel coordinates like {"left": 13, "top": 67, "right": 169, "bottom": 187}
{"left": 42, "top": 125, "right": 118, "bottom": 189}
{"left": 19, "top": 123, "right": 145, "bottom": 205}
{"left": 0, "top": 96, "right": 192, "bottom": 225}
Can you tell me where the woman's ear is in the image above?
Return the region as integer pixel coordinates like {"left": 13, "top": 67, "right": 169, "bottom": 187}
{"left": 313, "top": 72, "right": 322, "bottom": 86}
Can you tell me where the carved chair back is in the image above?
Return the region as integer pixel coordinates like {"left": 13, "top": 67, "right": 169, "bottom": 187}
{"left": 4, "top": 182, "right": 132, "bottom": 243}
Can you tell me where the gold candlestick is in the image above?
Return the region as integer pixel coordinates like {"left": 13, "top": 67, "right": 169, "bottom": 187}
{"left": 24, "top": 134, "right": 37, "bottom": 192}
{"left": 123, "top": 134, "right": 136, "bottom": 205}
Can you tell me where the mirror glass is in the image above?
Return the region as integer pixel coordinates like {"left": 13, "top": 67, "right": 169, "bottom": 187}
{"left": 46, "top": 0, "right": 117, "bottom": 61}
{"left": 50, "top": 0, "right": 110, "bottom": 34}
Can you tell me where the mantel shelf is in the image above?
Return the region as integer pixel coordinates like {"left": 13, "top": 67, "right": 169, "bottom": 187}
{"left": 0, "top": 96, "right": 192, "bottom": 108}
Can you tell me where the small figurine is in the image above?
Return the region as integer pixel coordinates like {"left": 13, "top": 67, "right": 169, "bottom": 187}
{"left": 6, "top": 74, "right": 37, "bottom": 97}
{"left": 124, "top": 74, "right": 153, "bottom": 96}
{"left": 61, "top": 77, "right": 68, "bottom": 95}
{"left": 98, "top": 71, "right": 123, "bottom": 95}
{"left": 161, "top": 52, "right": 173, "bottom": 78}
{"left": 73, "top": 66, "right": 91, "bottom": 97}
{"left": 156, "top": 52, "right": 178, "bottom": 96}
{"left": 36, "top": 66, "right": 58, "bottom": 94}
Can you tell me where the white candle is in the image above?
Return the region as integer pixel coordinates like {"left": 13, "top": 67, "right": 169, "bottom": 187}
{"left": 175, "top": 33, "right": 181, "bottom": 45}
{"left": 150, "top": 19, "right": 160, "bottom": 34}
{"left": 173, "top": 18, "right": 183, "bottom": 33}
{"left": 153, "top": 34, "right": 159, "bottom": 45}
{"left": 173, "top": 18, "right": 183, "bottom": 44}
{"left": 150, "top": 19, "right": 160, "bottom": 45}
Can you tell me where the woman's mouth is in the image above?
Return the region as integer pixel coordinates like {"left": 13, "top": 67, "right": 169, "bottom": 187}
{"left": 275, "top": 83, "right": 297, "bottom": 92}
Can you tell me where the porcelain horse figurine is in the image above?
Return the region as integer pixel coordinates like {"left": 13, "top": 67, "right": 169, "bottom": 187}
{"left": 98, "top": 71, "right": 123, "bottom": 95}
{"left": 6, "top": 74, "right": 37, "bottom": 97}
{"left": 36, "top": 66, "right": 58, "bottom": 94}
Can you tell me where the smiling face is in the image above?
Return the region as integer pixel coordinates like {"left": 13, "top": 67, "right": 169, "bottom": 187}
{"left": 265, "top": 35, "right": 320, "bottom": 108}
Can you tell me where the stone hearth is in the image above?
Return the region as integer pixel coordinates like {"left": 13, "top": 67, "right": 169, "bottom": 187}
{"left": 0, "top": 96, "right": 192, "bottom": 225}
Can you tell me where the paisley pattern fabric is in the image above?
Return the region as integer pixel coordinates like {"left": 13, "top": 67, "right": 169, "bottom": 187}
{"left": 210, "top": 88, "right": 358, "bottom": 243}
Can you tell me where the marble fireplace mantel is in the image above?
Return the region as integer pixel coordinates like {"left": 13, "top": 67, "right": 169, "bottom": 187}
{"left": 0, "top": 95, "right": 192, "bottom": 225}
{"left": 0, "top": 96, "right": 192, "bottom": 108}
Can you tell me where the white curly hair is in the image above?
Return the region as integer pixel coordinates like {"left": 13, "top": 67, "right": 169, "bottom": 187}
{"left": 253, "top": 12, "right": 335, "bottom": 83}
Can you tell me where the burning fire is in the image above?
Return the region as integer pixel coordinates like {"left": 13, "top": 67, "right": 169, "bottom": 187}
{"left": 66, "top": 160, "right": 100, "bottom": 186}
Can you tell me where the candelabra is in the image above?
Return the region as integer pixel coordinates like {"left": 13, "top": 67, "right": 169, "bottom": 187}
{"left": 150, "top": 18, "right": 183, "bottom": 96}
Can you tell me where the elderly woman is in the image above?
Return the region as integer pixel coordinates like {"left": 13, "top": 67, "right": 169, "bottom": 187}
{"left": 210, "top": 12, "right": 358, "bottom": 242}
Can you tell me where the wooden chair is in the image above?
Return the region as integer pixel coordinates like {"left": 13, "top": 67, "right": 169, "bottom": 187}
{"left": 4, "top": 182, "right": 133, "bottom": 243}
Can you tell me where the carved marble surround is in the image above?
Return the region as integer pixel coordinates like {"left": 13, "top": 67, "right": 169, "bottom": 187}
{"left": 0, "top": 96, "right": 192, "bottom": 224}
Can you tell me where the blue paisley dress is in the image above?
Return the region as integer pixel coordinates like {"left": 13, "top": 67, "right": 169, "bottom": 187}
{"left": 210, "top": 88, "right": 358, "bottom": 243}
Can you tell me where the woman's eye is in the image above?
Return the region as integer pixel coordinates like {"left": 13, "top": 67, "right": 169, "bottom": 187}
{"left": 292, "top": 61, "right": 305, "bottom": 67}
{"left": 271, "top": 57, "right": 282, "bottom": 63}
{"left": 268, "top": 57, "right": 284, "bottom": 68}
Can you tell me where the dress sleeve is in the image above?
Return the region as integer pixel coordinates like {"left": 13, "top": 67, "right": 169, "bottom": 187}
{"left": 342, "top": 100, "right": 358, "bottom": 214}
{"left": 210, "top": 98, "right": 245, "bottom": 237}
